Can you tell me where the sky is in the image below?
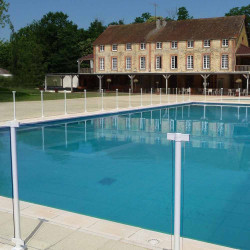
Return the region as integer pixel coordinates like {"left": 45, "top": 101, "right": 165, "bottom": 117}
{"left": 0, "top": 0, "right": 249, "bottom": 40}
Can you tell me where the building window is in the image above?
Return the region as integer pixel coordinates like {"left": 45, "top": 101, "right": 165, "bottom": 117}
{"left": 140, "top": 43, "right": 146, "bottom": 50}
{"left": 112, "top": 57, "right": 118, "bottom": 70}
{"left": 187, "top": 40, "right": 194, "bottom": 48}
{"left": 204, "top": 40, "right": 210, "bottom": 48}
{"left": 99, "top": 58, "right": 104, "bottom": 70}
{"left": 156, "top": 56, "right": 162, "bottom": 69}
{"left": 171, "top": 41, "right": 178, "bottom": 49}
{"left": 187, "top": 55, "right": 194, "bottom": 69}
{"left": 156, "top": 42, "right": 162, "bottom": 49}
{"left": 203, "top": 55, "right": 210, "bottom": 69}
{"left": 99, "top": 45, "right": 104, "bottom": 52}
{"left": 112, "top": 44, "right": 118, "bottom": 51}
{"left": 126, "top": 57, "right": 131, "bottom": 70}
{"left": 171, "top": 56, "right": 178, "bottom": 69}
{"left": 140, "top": 56, "right": 146, "bottom": 69}
{"left": 221, "top": 55, "right": 229, "bottom": 69}
{"left": 126, "top": 43, "right": 132, "bottom": 50}
{"left": 222, "top": 39, "right": 228, "bottom": 47}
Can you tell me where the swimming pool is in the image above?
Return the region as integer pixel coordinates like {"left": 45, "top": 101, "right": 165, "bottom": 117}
{"left": 0, "top": 104, "right": 250, "bottom": 249}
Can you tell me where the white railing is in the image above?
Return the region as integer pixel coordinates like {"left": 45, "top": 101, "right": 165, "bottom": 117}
{"left": 1, "top": 88, "right": 250, "bottom": 123}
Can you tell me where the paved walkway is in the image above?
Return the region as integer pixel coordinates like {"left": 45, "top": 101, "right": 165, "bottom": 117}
{"left": 0, "top": 196, "right": 236, "bottom": 250}
{"left": 1, "top": 93, "right": 250, "bottom": 125}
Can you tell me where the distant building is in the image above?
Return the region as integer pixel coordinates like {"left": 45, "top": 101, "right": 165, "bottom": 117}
{"left": 46, "top": 15, "right": 250, "bottom": 93}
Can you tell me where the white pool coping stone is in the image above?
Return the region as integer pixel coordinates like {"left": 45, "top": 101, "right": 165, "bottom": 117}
{"left": 0, "top": 196, "right": 237, "bottom": 250}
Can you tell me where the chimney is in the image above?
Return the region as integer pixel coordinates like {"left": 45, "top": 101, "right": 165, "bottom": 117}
{"left": 156, "top": 19, "right": 161, "bottom": 29}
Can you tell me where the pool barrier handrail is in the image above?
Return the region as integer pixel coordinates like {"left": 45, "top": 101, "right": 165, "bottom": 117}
{"left": 167, "top": 133, "right": 190, "bottom": 250}
{"left": 8, "top": 120, "right": 26, "bottom": 250}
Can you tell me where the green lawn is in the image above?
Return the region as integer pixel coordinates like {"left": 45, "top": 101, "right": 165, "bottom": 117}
{"left": 0, "top": 87, "right": 127, "bottom": 102}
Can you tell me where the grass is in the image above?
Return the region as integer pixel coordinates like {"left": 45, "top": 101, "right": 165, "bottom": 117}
{"left": 0, "top": 87, "right": 128, "bottom": 102}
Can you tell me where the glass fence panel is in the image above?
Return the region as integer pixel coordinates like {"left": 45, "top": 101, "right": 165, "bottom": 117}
{"left": 43, "top": 91, "right": 65, "bottom": 117}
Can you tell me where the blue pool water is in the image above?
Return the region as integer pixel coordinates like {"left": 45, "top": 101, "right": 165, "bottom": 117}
{"left": 0, "top": 104, "right": 250, "bottom": 249}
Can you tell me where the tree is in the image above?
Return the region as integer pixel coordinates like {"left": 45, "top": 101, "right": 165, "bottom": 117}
{"left": 177, "top": 7, "right": 193, "bottom": 20}
{"left": 225, "top": 4, "right": 250, "bottom": 42}
{"left": 134, "top": 12, "right": 152, "bottom": 23}
{"left": 0, "top": 0, "right": 10, "bottom": 28}
{"left": 0, "top": 40, "right": 11, "bottom": 69}
{"left": 108, "top": 19, "right": 124, "bottom": 26}
{"left": 146, "top": 16, "right": 165, "bottom": 23}
{"left": 87, "top": 19, "right": 106, "bottom": 39}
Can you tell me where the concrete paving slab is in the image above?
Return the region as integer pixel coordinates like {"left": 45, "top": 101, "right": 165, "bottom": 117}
{"left": 51, "top": 211, "right": 99, "bottom": 229}
{"left": 88, "top": 219, "right": 140, "bottom": 239}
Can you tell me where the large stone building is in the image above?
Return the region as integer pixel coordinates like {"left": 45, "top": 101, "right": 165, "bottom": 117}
{"left": 46, "top": 15, "right": 250, "bottom": 93}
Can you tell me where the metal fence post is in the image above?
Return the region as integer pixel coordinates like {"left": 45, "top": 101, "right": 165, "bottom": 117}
{"left": 151, "top": 88, "right": 153, "bottom": 106}
{"left": 167, "top": 133, "right": 190, "bottom": 250}
{"left": 160, "top": 88, "right": 162, "bottom": 104}
{"left": 64, "top": 90, "right": 67, "bottom": 115}
{"left": 221, "top": 88, "right": 223, "bottom": 102}
{"left": 41, "top": 90, "right": 44, "bottom": 118}
{"left": 84, "top": 89, "right": 87, "bottom": 113}
{"left": 129, "top": 88, "right": 131, "bottom": 108}
{"left": 101, "top": 89, "right": 104, "bottom": 111}
{"left": 9, "top": 121, "right": 26, "bottom": 250}
{"left": 238, "top": 88, "right": 241, "bottom": 103}
{"left": 116, "top": 89, "right": 119, "bottom": 110}
{"left": 12, "top": 91, "right": 16, "bottom": 120}
{"left": 176, "top": 88, "right": 178, "bottom": 103}
{"left": 189, "top": 87, "right": 191, "bottom": 101}
{"left": 140, "top": 88, "right": 143, "bottom": 107}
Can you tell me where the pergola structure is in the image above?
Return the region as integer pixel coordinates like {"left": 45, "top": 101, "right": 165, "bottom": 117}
{"left": 45, "top": 71, "right": 250, "bottom": 94}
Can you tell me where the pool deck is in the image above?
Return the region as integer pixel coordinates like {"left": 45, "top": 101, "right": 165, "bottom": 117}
{"left": 1, "top": 94, "right": 250, "bottom": 127}
{"left": 0, "top": 196, "right": 237, "bottom": 250}
{"left": 0, "top": 94, "right": 247, "bottom": 249}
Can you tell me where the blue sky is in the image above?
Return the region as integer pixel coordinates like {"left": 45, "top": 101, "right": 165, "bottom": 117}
{"left": 0, "top": 0, "right": 249, "bottom": 40}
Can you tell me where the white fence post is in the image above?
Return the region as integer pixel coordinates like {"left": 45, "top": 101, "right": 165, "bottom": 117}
{"left": 101, "top": 89, "right": 104, "bottom": 111}
{"left": 41, "top": 90, "right": 44, "bottom": 118}
{"left": 12, "top": 91, "right": 16, "bottom": 120}
{"left": 221, "top": 88, "right": 223, "bottom": 102}
{"left": 238, "top": 88, "right": 241, "bottom": 103}
{"left": 9, "top": 121, "right": 26, "bottom": 250}
{"left": 116, "top": 89, "right": 119, "bottom": 110}
{"left": 167, "top": 133, "right": 190, "bottom": 250}
{"left": 64, "top": 90, "right": 67, "bottom": 115}
{"left": 160, "top": 88, "right": 162, "bottom": 104}
{"left": 140, "top": 88, "right": 143, "bottom": 107}
{"left": 151, "top": 88, "right": 153, "bottom": 106}
{"left": 84, "top": 89, "right": 87, "bottom": 113}
{"left": 129, "top": 88, "right": 131, "bottom": 108}
{"left": 176, "top": 88, "right": 178, "bottom": 103}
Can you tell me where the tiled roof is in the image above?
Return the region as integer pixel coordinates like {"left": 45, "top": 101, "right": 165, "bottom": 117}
{"left": 93, "top": 15, "right": 246, "bottom": 45}
{"left": 236, "top": 44, "right": 250, "bottom": 55}
{"left": 0, "top": 68, "right": 10, "bottom": 74}
{"left": 78, "top": 54, "right": 93, "bottom": 62}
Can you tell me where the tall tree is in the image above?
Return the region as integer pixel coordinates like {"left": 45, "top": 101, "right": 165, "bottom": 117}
{"left": 177, "top": 7, "right": 193, "bottom": 20}
{"left": 0, "top": 0, "right": 10, "bottom": 28}
{"left": 134, "top": 12, "right": 152, "bottom": 23}
{"left": 225, "top": 4, "right": 250, "bottom": 43}
{"left": 108, "top": 19, "right": 124, "bottom": 26}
